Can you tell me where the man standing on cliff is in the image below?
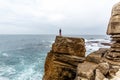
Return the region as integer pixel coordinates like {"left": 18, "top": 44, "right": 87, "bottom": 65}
{"left": 59, "top": 29, "right": 62, "bottom": 36}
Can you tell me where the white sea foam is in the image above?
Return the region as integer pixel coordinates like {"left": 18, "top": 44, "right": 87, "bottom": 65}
{"left": 2, "top": 53, "right": 9, "bottom": 57}
{"left": 0, "top": 77, "right": 9, "bottom": 80}
{"left": 13, "top": 64, "right": 42, "bottom": 80}
{"left": 85, "top": 39, "right": 110, "bottom": 55}
{"left": 0, "top": 66, "right": 16, "bottom": 76}
{"left": 0, "top": 66, "right": 16, "bottom": 80}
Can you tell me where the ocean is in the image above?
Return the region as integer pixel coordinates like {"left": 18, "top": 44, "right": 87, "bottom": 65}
{"left": 0, "top": 35, "right": 110, "bottom": 80}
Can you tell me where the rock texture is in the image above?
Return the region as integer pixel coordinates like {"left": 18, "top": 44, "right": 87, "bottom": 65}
{"left": 107, "top": 2, "right": 120, "bottom": 35}
{"left": 43, "top": 36, "right": 86, "bottom": 80}
{"left": 76, "top": 61, "right": 98, "bottom": 80}
{"left": 52, "top": 36, "right": 85, "bottom": 57}
{"left": 43, "top": 2, "right": 120, "bottom": 80}
{"left": 75, "top": 48, "right": 120, "bottom": 80}
{"left": 75, "top": 3, "right": 120, "bottom": 79}
{"left": 106, "top": 2, "right": 120, "bottom": 62}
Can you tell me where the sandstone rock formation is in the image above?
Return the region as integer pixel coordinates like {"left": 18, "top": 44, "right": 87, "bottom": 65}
{"left": 43, "top": 36, "right": 86, "bottom": 80}
{"left": 106, "top": 2, "right": 120, "bottom": 62}
{"left": 75, "top": 48, "right": 120, "bottom": 80}
{"left": 75, "top": 2, "right": 120, "bottom": 80}
{"left": 107, "top": 2, "right": 120, "bottom": 35}
{"left": 43, "top": 2, "right": 120, "bottom": 80}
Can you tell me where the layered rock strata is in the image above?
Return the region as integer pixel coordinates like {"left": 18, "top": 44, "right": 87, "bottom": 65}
{"left": 106, "top": 2, "right": 120, "bottom": 62}
{"left": 75, "top": 2, "right": 120, "bottom": 80}
{"left": 43, "top": 36, "right": 86, "bottom": 80}
{"left": 75, "top": 48, "right": 120, "bottom": 80}
{"left": 43, "top": 2, "right": 120, "bottom": 80}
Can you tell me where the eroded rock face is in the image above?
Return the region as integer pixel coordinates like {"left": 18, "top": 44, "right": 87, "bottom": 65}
{"left": 86, "top": 48, "right": 109, "bottom": 64}
{"left": 76, "top": 61, "right": 98, "bottom": 80}
{"left": 43, "top": 2, "right": 120, "bottom": 80}
{"left": 75, "top": 48, "right": 120, "bottom": 80}
{"left": 106, "top": 2, "right": 120, "bottom": 62}
{"left": 95, "top": 69, "right": 105, "bottom": 80}
{"left": 107, "top": 2, "right": 120, "bottom": 35}
{"left": 43, "top": 36, "right": 86, "bottom": 80}
{"left": 52, "top": 36, "right": 85, "bottom": 57}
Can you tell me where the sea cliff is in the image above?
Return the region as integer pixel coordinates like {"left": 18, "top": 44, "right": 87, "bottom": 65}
{"left": 43, "top": 36, "right": 86, "bottom": 80}
{"left": 43, "top": 2, "right": 120, "bottom": 80}
{"left": 43, "top": 36, "right": 120, "bottom": 80}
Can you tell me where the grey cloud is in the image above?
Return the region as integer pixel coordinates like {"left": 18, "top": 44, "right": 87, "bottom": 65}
{"left": 0, "top": 0, "right": 119, "bottom": 34}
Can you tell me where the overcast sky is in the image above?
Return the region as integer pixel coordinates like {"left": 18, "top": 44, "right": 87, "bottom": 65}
{"left": 0, "top": 0, "right": 119, "bottom": 35}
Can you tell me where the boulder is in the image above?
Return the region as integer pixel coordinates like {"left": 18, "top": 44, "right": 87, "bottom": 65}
{"left": 95, "top": 69, "right": 105, "bottom": 80}
{"left": 76, "top": 61, "right": 98, "bottom": 80}
{"left": 97, "top": 62, "right": 109, "bottom": 75}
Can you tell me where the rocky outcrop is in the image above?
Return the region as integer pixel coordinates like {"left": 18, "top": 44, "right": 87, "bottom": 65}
{"left": 43, "top": 36, "right": 86, "bottom": 80}
{"left": 76, "top": 3, "right": 120, "bottom": 79}
{"left": 107, "top": 2, "right": 120, "bottom": 35}
{"left": 43, "top": 36, "right": 120, "bottom": 80}
{"left": 52, "top": 36, "right": 85, "bottom": 57}
{"left": 43, "top": 2, "right": 120, "bottom": 80}
{"left": 75, "top": 61, "right": 98, "bottom": 80}
{"left": 75, "top": 48, "right": 120, "bottom": 80}
{"left": 106, "top": 2, "right": 120, "bottom": 62}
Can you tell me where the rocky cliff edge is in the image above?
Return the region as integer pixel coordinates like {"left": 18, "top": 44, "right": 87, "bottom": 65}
{"left": 43, "top": 36, "right": 120, "bottom": 80}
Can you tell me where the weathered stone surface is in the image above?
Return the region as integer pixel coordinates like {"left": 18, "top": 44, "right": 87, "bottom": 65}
{"left": 77, "top": 47, "right": 120, "bottom": 80}
{"left": 43, "top": 36, "right": 86, "bottom": 80}
{"left": 97, "top": 62, "right": 110, "bottom": 75}
{"left": 112, "top": 2, "right": 120, "bottom": 16}
{"left": 53, "top": 52, "right": 85, "bottom": 67}
{"left": 86, "top": 48, "right": 109, "bottom": 63}
{"left": 43, "top": 51, "right": 82, "bottom": 80}
{"left": 108, "top": 52, "right": 120, "bottom": 58}
{"left": 109, "top": 67, "right": 120, "bottom": 78}
{"left": 74, "top": 2, "right": 120, "bottom": 80}
{"left": 111, "top": 69, "right": 120, "bottom": 80}
{"left": 95, "top": 69, "right": 105, "bottom": 80}
{"left": 106, "top": 2, "right": 120, "bottom": 62}
{"left": 75, "top": 76, "right": 88, "bottom": 80}
{"left": 111, "top": 42, "right": 120, "bottom": 48}
{"left": 111, "top": 35, "right": 120, "bottom": 38}
{"left": 112, "top": 38, "right": 120, "bottom": 41}
{"left": 110, "top": 48, "right": 120, "bottom": 52}
{"left": 52, "top": 36, "right": 86, "bottom": 57}
{"left": 103, "top": 58, "right": 120, "bottom": 66}
{"left": 106, "top": 52, "right": 120, "bottom": 61}
{"left": 76, "top": 61, "right": 98, "bottom": 80}
{"left": 107, "top": 2, "right": 120, "bottom": 35}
